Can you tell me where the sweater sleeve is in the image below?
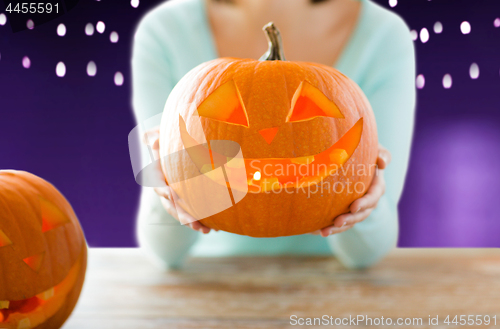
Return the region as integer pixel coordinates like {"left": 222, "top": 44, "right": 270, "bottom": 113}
{"left": 327, "top": 13, "right": 416, "bottom": 268}
{"left": 132, "top": 9, "right": 176, "bottom": 124}
{"left": 132, "top": 9, "right": 199, "bottom": 269}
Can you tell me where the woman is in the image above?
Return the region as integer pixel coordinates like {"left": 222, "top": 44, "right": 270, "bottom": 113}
{"left": 132, "top": 0, "right": 415, "bottom": 269}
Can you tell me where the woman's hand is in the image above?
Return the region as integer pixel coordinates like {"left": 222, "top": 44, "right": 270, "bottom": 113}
{"left": 310, "top": 145, "right": 391, "bottom": 237}
{"left": 144, "top": 128, "right": 214, "bottom": 234}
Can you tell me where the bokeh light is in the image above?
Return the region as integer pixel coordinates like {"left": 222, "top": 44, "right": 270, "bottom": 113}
{"left": 460, "top": 21, "right": 471, "bottom": 34}
{"left": 114, "top": 72, "right": 124, "bottom": 86}
{"left": 110, "top": 31, "right": 119, "bottom": 43}
{"left": 57, "top": 23, "right": 66, "bottom": 37}
{"left": 22, "top": 56, "right": 31, "bottom": 69}
{"left": 420, "top": 28, "right": 429, "bottom": 43}
{"left": 85, "top": 23, "right": 94, "bottom": 36}
{"left": 433, "top": 21, "right": 443, "bottom": 34}
{"left": 56, "top": 62, "right": 66, "bottom": 77}
{"left": 96, "top": 21, "right": 105, "bottom": 34}
{"left": 416, "top": 74, "right": 425, "bottom": 89}
{"left": 87, "top": 61, "right": 97, "bottom": 77}
{"left": 494, "top": 18, "right": 500, "bottom": 28}
{"left": 388, "top": 0, "right": 397, "bottom": 8}
{"left": 26, "top": 19, "right": 34, "bottom": 30}
{"left": 131, "top": 0, "right": 140, "bottom": 8}
{"left": 0, "top": 13, "right": 6, "bottom": 26}
{"left": 442, "top": 74, "right": 452, "bottom": 89}
{"left": 410, "top": 30, "right": 418, "bottom": 41}
{"left": 469, "top": 63, "right": 479, "bottom": 79}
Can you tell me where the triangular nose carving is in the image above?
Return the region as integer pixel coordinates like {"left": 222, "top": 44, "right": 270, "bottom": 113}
{"left": 23, "top": 252, "right": 45, "bottom": 272}
{"left": 258, "top": 127, "right": 279, "bottom": 144}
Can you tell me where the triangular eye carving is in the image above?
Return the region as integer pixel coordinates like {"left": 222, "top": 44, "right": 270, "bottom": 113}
{"left": 40, "top": 196, "right": 71, "bottom": 232}
{"left": 197, "top": 80, "right": 249, "bottom": 127}
{"left": 286, "top": 81, "right": 344, "bottom": 123}
{"left": 0, "top": 228, "right": 12, "bottom": 247}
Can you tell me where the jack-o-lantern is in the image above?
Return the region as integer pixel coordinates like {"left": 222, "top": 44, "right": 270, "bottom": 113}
{"left": 0, "top": 170, "right": 87, "bottom": 329}
{"left": 160, "top": 23, "right": 378, "bottom": 237}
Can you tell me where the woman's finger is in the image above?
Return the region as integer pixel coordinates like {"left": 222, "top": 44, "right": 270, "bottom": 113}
{"left": 377, "top": 145, "right": 392, "bottom": 169}
{"left": 159, "top": 194, "right": 213, "bottom": 233}
{"left": 320, "top": 222, "right": 354, "bottom": 237}
{"left": 333, "top": 207, "right": 374, "bottom": 228}
{"left": 349, "top": 171, "right": 385, "bottom": 213}
{"left": 151, "top": 136, "right": 160, "bottom": 151}
{"left": 154, "top": 186, "right": 172, "bottom": 200}
{"left": 143, "top": 128, "right": 161, "bottom": 164}
{"left": 159, "top": 196, "right": 179, "bottom": 220}
{"left": 143, "top": 127, "right": 159, "bottom": 146}
{"left": 169, "top": 198, "right": 213, "bottom": 233}
{"left": 155, "top": 186, "right": 192, "bottom": 221}
{"left": 189, "top": 221, "right": 211, "bottom": 234}
{"left": 169, "top": 198, "right": 197, "bottom": 223}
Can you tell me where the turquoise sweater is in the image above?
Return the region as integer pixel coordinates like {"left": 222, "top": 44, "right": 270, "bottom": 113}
{"left": 132, "top": 0, "right": 415, "bottom": 269}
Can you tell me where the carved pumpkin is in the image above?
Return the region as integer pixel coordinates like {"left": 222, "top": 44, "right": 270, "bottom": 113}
{"left": 160, "top": 23, "right": 378, "bottom": 237}
{"left": 0, "top": 170, "right": 87, "bottom": 329}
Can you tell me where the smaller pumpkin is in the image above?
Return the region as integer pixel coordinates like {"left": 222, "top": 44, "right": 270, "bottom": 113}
{"left": 0, "top": 170, "right": 87, "bottom": 329}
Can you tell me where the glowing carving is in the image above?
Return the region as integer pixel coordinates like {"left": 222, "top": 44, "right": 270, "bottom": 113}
{"left": 197, "top": 80, "right": 249, "bottom": 127}
{"left": 40, "top": 197, "right": 71, "bottom": 232}
{"left": 287, "top": 81, "right": 344, "bottom": 123}
{"left": 23, "top": 252, "right": 45, "bottom": 273}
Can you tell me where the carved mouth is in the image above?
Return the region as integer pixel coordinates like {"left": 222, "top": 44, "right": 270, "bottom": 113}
{"left": 177, "top": 116, "right": 363, "bottom": 193}
{"left": 244, "top": 118, "right": 363, "bottom": 192}
{"left": 0, "top": 255, "right": 83, "bottom": 328}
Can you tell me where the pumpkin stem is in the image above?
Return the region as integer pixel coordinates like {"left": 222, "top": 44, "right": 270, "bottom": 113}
{"left": 259, "top": 22, "right": 286, "bottom": 61}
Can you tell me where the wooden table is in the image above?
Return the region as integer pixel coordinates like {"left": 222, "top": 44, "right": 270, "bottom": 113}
{"left": 64, "top": 248, "right": 500, "bottom": 329}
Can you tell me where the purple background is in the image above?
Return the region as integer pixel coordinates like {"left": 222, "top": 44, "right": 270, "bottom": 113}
{"left": 1, "top": 0, "right": 499, "bottom": 247}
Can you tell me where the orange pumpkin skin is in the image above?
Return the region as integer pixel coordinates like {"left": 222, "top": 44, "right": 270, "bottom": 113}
{"left": 0, "top": 171, "right": 87, "bottom": 329}
{"left": 160, "top": 26, "right": 378, "bottom": 237}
